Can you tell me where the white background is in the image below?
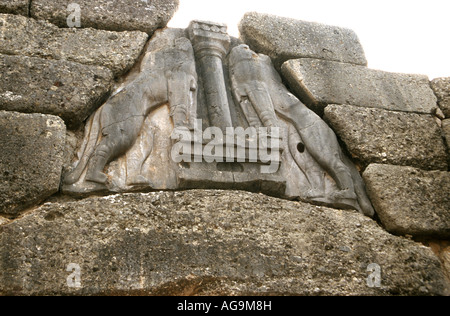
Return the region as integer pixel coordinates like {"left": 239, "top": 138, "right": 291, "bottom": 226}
{"left": 168, "top": 0, "right": 450, "bottom": 79}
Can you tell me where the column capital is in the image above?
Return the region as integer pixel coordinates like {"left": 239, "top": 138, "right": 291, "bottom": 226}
{"left": 188, "top": 20, "right": 231, "bottom": 59}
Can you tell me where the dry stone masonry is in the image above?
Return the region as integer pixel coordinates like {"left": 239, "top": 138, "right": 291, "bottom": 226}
{"left": 0, "top": 0, "right": 29, "bottom": 16}
{"left": 31, "top": 0, "right": 180, "bottom": 34}
{"left": 431, "top": 77, "right": 450, "bottom": 118}
{"left": 443, "top": 120, "right": 450, "bottom": 151}
{"left": 0, "top": 3, "right": 449, "bottom": 296}
{"left": 239, "top": 12, "right": 367, "bottom": 69}
{"left": 0, "top": 54, "right": 114, "bottom": 127}
{"left": 0, "top": 14, "right": 149, "bottom": 77}
{"left": 324, "top": 104, "right": 448, "bottom": 171}
{"left": 363, "top": 164, "right": 450, "bottom": 238}
{"left": 0, "top": 190, "right": 447, "bottom": 296}
{"left": 0, "top": 111, "right": 66, "bottom": 215}
{"left": 281, "top": 58, "right": 439, "bottom": 115}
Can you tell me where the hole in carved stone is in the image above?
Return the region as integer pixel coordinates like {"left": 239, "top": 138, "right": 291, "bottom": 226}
{"left": 217, "top": 162, "right": 244, "bottom": 173}
{"left": 297, "top": 143, "right": 305, "bottom": 153}
{"left": 180, "top": 162, "right": 190, "bottom": 169}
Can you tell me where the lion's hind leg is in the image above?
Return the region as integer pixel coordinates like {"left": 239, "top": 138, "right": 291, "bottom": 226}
{"left": 85, "top": 116, "right": 145, "bottom": 185}
{"left": 84, "top": 138, "right": 114, "bottom": 184}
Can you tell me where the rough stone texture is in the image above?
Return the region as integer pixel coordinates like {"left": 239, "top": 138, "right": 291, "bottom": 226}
{"left": 0, "top": 0, "right": 29, "bottom": 16}
{"left": 324, "top": 104, "right": 448, "bottom": 171}
{"left": 0, "top": 14, "right": 148, "bottom": 77}
{"left": 31, "top": 0, "right": 179, "bottom": 34}
{"left": 0, "top": 217, "right": 9, "bottom": 226}
{"left": 0, "top": 111, "right": 66, "bottom": 216}
{"left": 0, "top": 190, "right": 447, "bottom": 296}
{"left": 281, "top": 58, "right": 438, "bottom": 115}
{"left": 239, "top": 12, "right": 367, "bottom": 69}
{"left": 441, "top": 119, "right": 450, "bottom": 171}
{"left": 443, "top": 119, "right": 450, "bottom": 150}
{"left": 431, "top": 77, "right": 450, "bottom": 118}
{"left": 63, "top": 128, "right": 83, "bottom": 176}
{"left": 363, "top": 164, "right": 450, "bottom": 238}
{"left": 427, "top": 241, "right": 450, "bottom": 283}
{"left": 0, "top": 54, "right": 114, "bottom": 128}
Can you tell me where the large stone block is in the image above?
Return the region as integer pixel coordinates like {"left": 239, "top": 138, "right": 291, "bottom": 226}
{"left": 0, "top": 0, "right": 29, "bottom": 16}
{"left": 0, "top": 111, "right": 66, "bottom": 216}
{"left": 282, "top": 58, "right": 438, "bottom": 115}
{"left": 239, "top": 12, "right": 367, "bottom": 69}
{"left": 0, "top": 190, "right": 447, "bottom": 296}
{"left": 324, "top": 104, "right": 448, "bottom": 171}
{"left": 0, "top": 54, "right": 113, "bottom": 127}
{"left": 431, "top": 77, "right": 450, "bottom": 118}
{"left": 363, "top": 164, "right": 450, "bottom": 238}
{"left": 0, "top": 14, "right": 148, "bottom": 77}
{"left": 31, "top": 0, "right": 179, "bottom": 34}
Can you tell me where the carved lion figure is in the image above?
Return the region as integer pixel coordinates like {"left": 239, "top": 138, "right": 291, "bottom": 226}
{"left": 64, "top": 37, "right": 198, "bottom": 187}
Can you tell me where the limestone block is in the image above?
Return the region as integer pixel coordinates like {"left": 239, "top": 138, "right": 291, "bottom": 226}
{"left": 0, "top": 190, "right": 447, "bottom": 296}
{"left": 0, "top": 0, "right": 29, "bottom": 16}
{"left": 0, "top": 111, "right": 66, "bottom": 216}
{"left": 324, "top": 104, "right": 448, "bottom": 171}
{"left": 31, "top": 0, "right": 179, "bottom": 34}
{"left": 363, "top": 164, "right": 450, "bottom": 238}
{"left": 239, "top": 12, "right": 367, "bottom": 69}
{"left": 282, "top": 58, "right": 438, "bottom": 115}
{"left": 431, "top": 77, "right": 450, "bottom": 118}
{"left": 443, "top": 119, "right": 450, "bottom": 150}
{"left": 0, "top": 54, "right": 113, "bottom": 127}
{"left": 0, "top": 13, "right": 148, "bottom": 77}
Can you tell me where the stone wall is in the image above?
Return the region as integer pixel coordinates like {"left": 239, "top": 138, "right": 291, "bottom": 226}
{"left": 0, "top": 5, "right": 449, "bottom": 296}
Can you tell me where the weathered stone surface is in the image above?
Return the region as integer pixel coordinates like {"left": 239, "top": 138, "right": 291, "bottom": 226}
{"left": 431, "top": 77, "right": 450, "bottom": 118}
{"left": 0, "top": 217, "right": 9, "bottom": 226}
{"left": 227, "top": 44, "right": 375, "bottom": 217}
{"left": 0, "top": 0, "right": 29, "bottom": 16}
{"left": 0, "top": 111, "right": 66, "bottom": 216}
{"left": 31, "top": 0, "right": 179, "bottom": 34}
{"left": 239, "top": 12, "right": 367, "bottom": 69}
{"left": 61, "top": 30, "right": 199, "bottom": 196}
{"left": 0, "top": 190, "right": 447, "bottom": 296}
{"left": 428, "top": 241, "right": 450, "bottom": 283}
{"left": 282, "top": 58, "right": 438, "bottom": 115}
{"left": 63, "top": 129, "right": 83, "bottom": 176}
{"left": 363, "top": 164, "right": 450, "bottom": 238}
{"left": 443, "top": 119, "right": 450, "bottom": 150}
{"left": 0, "top": 14, "right": 148, "bottom": 77}
{"left": 0, "top": 54, "right": 113, "bottom": 127}
{"left": 324, "top": 104, "right": 448, "bottom": 171}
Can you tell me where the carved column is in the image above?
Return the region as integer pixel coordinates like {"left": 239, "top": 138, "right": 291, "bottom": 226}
{"left": 188, "top": 21, "right": 233, "bottom": 130}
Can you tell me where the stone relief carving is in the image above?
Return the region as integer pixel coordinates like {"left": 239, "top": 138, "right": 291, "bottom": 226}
{"left": 62, "top": 21, "right": 375, "bottom": 218}
{"left": 229, "top": 44, "right": 374, "bottom": 216}
{"left": 63, "top": 34, "right": 197, "bottom": 193}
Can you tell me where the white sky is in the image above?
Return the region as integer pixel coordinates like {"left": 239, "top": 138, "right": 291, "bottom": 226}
{"left": 168, "top": 0, "right": 450, "bottom": 79}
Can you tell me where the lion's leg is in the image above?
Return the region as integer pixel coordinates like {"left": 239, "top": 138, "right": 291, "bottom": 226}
{"left": 85, "top": 116, "right": 145, "bottom": 184}
{"left": 276, "top": 101, "right": 357, "bottom": 200}
{"left": 126, "top": 128, "right": 154, "bottom": 186}
{"left": 84, "top": 137, "right": 114, "bottom": 184}
{"left": 246, "top": 87, "right": 279, "bottom": 128}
